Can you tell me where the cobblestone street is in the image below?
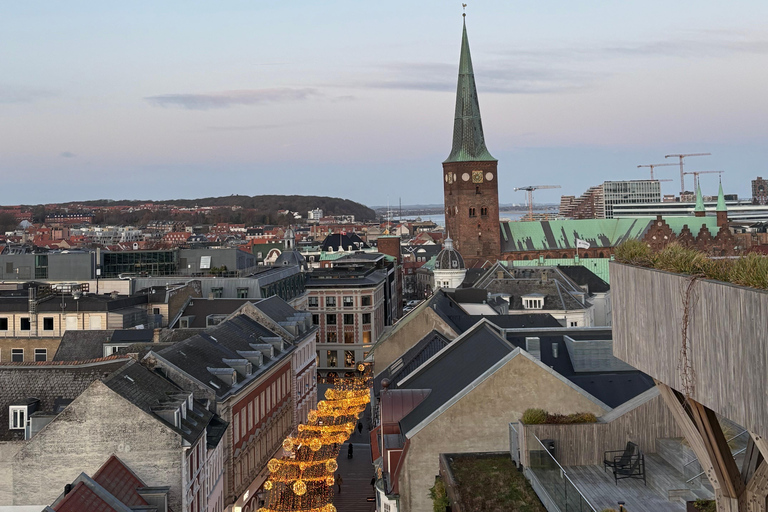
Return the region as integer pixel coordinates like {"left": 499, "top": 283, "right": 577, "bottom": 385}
{"left": 331, "top": 403, "right": 376, "bottom": 512}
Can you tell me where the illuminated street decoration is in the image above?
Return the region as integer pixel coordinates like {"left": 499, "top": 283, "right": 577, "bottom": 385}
{"left": 258, "top": 366, "right": 371, "bottom": 512}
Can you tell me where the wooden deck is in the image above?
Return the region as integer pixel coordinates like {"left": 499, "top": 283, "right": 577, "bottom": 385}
{"left": 564, "top": 454, "right": 699, "bottom": 512}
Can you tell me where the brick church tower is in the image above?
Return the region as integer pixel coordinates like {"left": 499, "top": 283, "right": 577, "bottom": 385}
{"left": 442, "top": 16, "right": 500, "bottom": 264}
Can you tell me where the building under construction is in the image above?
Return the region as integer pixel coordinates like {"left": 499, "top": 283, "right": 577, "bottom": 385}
{"left": 560, "top": 180, "right": 662, "bottom": 219}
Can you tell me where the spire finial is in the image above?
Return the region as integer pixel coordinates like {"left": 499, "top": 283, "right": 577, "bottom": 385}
{"left": 462, "top": 3, "right": 467, "bottom": 17}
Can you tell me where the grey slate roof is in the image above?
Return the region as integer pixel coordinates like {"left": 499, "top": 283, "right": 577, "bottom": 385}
{"left": 395, "top": 322, "right": 515, "bottom": 435}
{"left": 104, "top": 359, "right": 213, "bottom": 445}
{"left": 0, "top": 358, "right": 131, "bottom": 441}
{"left": 556, "top": 265, "right": 610, "bottom": 294}
{"left": 374, "top": 330, "right": 451, "bottom": 397}
{"left": 54, "top": 330, "right": 115, "bottom": 361}
{"left": 153, "top": 314, "right": 293, "bottom": 400}
{"left": 252, "top": 295, "right": 299, "bottom": 324}
{"left": 174, "top": 298, "right": 252, "bottom": 328}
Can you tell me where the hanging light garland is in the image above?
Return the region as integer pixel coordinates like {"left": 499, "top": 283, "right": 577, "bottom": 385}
{"left": 257, "top": 368, "right": 371, "bottom": 512}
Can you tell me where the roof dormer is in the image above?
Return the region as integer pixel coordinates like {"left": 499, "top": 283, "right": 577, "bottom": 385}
{"left": 521, "top": 293, "right": 545, "bottom": 310}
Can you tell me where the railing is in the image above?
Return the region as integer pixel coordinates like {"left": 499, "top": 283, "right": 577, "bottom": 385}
{"left": 684, "top": 430, "right": 749, "bottom": 485}
{"left": 525, "top": 430, "right": 598, "bottom": 512}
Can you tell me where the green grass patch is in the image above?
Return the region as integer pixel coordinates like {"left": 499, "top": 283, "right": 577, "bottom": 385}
{"left": 449, "top": 455, "right": 546, "bottom": 512}
{"left": 522, "top": 408, "right": 598, "bottom": 425}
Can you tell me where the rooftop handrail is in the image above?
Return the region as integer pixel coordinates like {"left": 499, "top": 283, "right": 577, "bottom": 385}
{"left": 531, "top": 433, "right": 598, "bottom": 512}
{"left": 683, "top": 429, "right": 748, "bottom": 468}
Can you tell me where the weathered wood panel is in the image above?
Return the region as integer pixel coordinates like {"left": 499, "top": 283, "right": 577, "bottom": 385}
{"left": 524, "top": 390, "right": 683, "bottom": 466}
{"left": 610, "top": 263, "right": 768, "bottom": 441}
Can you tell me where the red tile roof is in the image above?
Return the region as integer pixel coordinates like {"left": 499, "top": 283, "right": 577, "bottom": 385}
{"left": 53, "top": 481, "right": 121, "bottom": 512}
{"left": 92, "top": 455, "right": 149, "bottom": 507}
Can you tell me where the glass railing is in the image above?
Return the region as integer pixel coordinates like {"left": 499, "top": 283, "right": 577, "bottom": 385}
{"left": 525, "top": 431, "right": 597, "bottom": 512}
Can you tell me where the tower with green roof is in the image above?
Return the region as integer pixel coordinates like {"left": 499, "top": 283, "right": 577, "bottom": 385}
{"left": 442, "top": 14, "right": 501, "bottom": 263}
{"left": 694, "top": 184, "right": 706, "bottom": 217}
{"left": 716, "top": 179, "right": 728, "bottom": 228}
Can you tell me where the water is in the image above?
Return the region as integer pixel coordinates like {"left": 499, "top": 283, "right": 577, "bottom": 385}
{"left": 394, "top": 210, "right": 551, "bottom": 227}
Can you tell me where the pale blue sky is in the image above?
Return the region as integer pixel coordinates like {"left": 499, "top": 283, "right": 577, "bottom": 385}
{"left": 2, "top": 1, "right": 767, "bottom": 206}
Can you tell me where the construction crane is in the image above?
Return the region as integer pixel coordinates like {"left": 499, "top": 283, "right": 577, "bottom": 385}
{"left": 683, "top": 170, "right": 724, "bottom": 190}
{"left": 637, "top": 163, "right": 677, "bottom": 180}
{"left": 513, "top": 185, "right": 561, "bottom": 220}
{"left": 665, "top": 153, "right": 711, "bottom": 195}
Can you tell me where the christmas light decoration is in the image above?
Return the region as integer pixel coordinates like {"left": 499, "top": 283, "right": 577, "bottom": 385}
{"left": 257, "top": 367, "right": 372, "bottom": 512}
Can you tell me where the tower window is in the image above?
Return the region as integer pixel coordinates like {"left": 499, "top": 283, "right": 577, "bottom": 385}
{"left": 469, "top": 207, "right": 476, "bottom": 217}
{"left": 476, "top": 186, "right": 481, "bottom": 195}
{"left": 481, "top": 207, "right": 488, "bottom": 216}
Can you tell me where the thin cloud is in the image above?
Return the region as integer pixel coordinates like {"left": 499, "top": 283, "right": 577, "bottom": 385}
{"left": 0, "top": 84, "right": 56, "bottom": 104}
{"left": 145, "top": 87, "right": 321, "bottom": 110}
{"left": 60, "top": 151, "right": 77, "bottom": 158}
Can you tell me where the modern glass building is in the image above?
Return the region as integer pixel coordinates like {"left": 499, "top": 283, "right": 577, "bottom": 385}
{"left": 602, "top": 180, "right": 661, "bottom": 219}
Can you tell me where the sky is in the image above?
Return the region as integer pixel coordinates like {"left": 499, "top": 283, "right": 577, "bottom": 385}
{"left": 2, "top": 1, "right": 768, "bottom": 207}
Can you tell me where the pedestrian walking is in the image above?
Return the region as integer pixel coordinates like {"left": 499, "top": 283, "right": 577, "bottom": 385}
{"left": 347, "top": 443, "right": 354, "bottom": 459}
{"left": 336, "top": 473, "right": 343, "bottom": 493}
{"left": 370, "top": 476, "right": 376, "bottom": 488}
{"left": 357, "top": 421, "right": 363, "bottom": 434}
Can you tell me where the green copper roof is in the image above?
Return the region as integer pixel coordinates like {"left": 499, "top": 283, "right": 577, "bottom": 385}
{"left": 660, "top": 216, "right": 720, "bottom": 238}
{"left": 444, "top": 19, "right": 496, "bottom": 163}
{"left": 500, "top": 218, "right": 652, "bottom": 252}
{"left": 694, "top": 184, "right": 705, "bottom": 212}
{"left": 510, "top": 258, "right": 613, "bottom": 284}
{"left": 717, "top": 181, "right": 727, "bottom": 211}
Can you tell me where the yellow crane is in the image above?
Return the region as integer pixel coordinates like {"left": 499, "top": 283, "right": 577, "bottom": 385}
{"left": 514, "top": 185, "right": 561, "bottom": 221}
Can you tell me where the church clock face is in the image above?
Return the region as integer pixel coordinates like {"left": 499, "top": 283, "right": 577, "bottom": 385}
{"left": 472, "top": 170, "right": 483, "bottom": 183}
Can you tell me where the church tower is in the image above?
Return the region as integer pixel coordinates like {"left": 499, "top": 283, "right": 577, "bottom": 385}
{"left": 442, "top": 15, "right": 500, "bottom": 264}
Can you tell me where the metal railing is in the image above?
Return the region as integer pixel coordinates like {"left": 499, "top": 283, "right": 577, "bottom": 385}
{"left": 526, "top": 431, "right": 598, "bottom": 512}
{"left": 684, "top": 430, "right": 748, "bottom": 484}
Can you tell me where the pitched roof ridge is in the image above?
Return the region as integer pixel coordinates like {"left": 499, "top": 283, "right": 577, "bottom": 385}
{"left": 0, "top": 354, "right": 131, "bottom": 368}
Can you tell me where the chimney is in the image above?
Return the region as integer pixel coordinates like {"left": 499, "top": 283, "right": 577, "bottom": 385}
{"left": 153, "top": 328, "right": 161, "bottom": 343}
{"left": 64, "top": 484, "right": 72, "bottom": 495}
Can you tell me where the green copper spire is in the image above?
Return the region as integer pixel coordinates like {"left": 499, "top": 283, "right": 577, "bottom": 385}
{"left": 444, "top": 17, "right": 496, "bottom": 163}
{"left": 694, "top": 183, "right": 705, "bottom": 212}
{"left": 716, "top": 180, "right": 727, "bottom": 211}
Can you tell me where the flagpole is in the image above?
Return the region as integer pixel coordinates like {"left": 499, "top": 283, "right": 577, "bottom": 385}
{"left": 576, "top": 236, "right": 579, "bottom": 259}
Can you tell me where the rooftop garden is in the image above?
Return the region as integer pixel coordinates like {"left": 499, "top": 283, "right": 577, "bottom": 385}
{"left": 436, "top": 454, "right": 545, "bottom": 512}
{"left": 614, "top": 241, "right": 768, "bottom": 290}
{"left": 521, "top": 408, "right": 598, "bottom": 425}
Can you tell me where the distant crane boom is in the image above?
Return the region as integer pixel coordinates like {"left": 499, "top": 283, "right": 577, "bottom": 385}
{"left": 637, "top": 163, "right": 677, "bottom": 180}
{"left": 665, "top": 153, "right": 711, "bottom": 194}
{"left": 683, "top": 170, "right": 724, "bottom": 190}
{"left": 513, "top": 185, "right": 562, "bottom": 220}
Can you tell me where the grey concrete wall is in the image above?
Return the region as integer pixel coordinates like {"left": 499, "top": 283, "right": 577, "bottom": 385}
{"left": 0, "top": 253, "right": 94, "bottom": 281}
{"left": 610, "top": 262, "right": 768, "bottom": 441}
{"left": 5, "top": 381, "right": 184, "bottom": 510}
{"left": 397, "top": 353, "right": 607, "bottom": 512}
{"left": 563, "top": 336, "right": 634, "bottom": 373}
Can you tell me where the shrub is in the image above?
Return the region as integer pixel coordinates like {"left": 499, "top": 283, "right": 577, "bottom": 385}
{"left": 522, "top": 408, "right": 547, "bottom": 424}
{"left": 522, "top": 409, "right": 597, "bottom": 424}
{"left": 693, "top": 499, "right": 716, "bottom": 512}
{"left": 653, "top": 243, "right": 707, "bottom": 275}
{"left": 614, "top": 240, "right": 652, "bottom": 266}
{"left": 428, "top": 477, "right": 450, "bottom": 512}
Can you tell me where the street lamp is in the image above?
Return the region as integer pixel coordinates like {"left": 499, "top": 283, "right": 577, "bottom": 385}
{"left": 73, "top": 290, "right": 81, "bottom": 330}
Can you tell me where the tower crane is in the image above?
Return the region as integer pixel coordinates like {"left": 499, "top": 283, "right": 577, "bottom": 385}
{"left": 637, "top": 163, "right": 677, "bottom": 180}
{"left": 683, "top": 170, "right": 724, "bottom": 190}
{"left": 665, "top": 153, "right": 711, "bottom": 195}
{"left": 513, "top": 185, "right": 561, "bottom": 221}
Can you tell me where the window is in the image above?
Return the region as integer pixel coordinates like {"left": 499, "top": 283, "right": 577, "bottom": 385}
{"left": 20, "top": 318, "right": 30, "bottom": 331}
{"left": 9, "top": 406, "right": 26, "bottom": 430}
{"left": 11, "top": 349, "right": 23, "bottom": 362}
{"left": 362, "top": 313, "right": 371, "bottom": 324}
{"left": 325, "top": 296, "right": 336, "bottom": 308}
{"left": 234, "top": 412, "right": 240, "bottom": 441}
{"left": 326, "top": 351, "right": 338, "bottom": 367}
{"left": 344, "top": 332, "right": 355, "bottom": 344}
{"left": 570, "top": 321, "right": 578, "bottom": 327}
{"left": 248, "top": 402, "right": 253, "bottom": 430}
{"left": 326, "top": 314, "right": 337, "bottom": 325}
{"left": 343, "top": 314, "right": 354, "bottom": 325}
{"left": 211, "top": 287, "right": 223, "bottom": 299}
{"left": 326, "top": 332, "right": 337, "bottom": 343}
{"left": 237, "top": 288, "right": 248, "bottom": 299}
{"left": 361, "top": 296, "right": 371, "bottom": 307}
{"left": 363, "top": 331, "right": 372, "bottom": 344}
{"left": 481, "top": 207, "right": 488, "bottom": 216}
{"left": 43, "top": 317, "right": 54, "bottom": 331}
{"left": 308, "top": 297, "right": 318, "bottom": 308}
{"left": 469, "top": 207, "right": 476, "bottom": 217}
{"left": 312, "top": 314, "right": 319, "bottom": 325}
{"left": 153, "top": 307, "right": 161, "bottom": 315}
{"left": 0, "top": 318, "right": 7, "bottom": 330}
{"left": 344, "top": 350, "right": 356, "bottom": 368}
{"left": 342, "top": 296, "right": 354, "bottom": 307}
{"left": 34, "top": 349, "right": 46, "bottom": 362}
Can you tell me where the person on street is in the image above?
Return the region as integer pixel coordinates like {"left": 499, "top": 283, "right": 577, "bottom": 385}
{"left": 357, "top": 422, "right": 363, "bottom": 434}
{"left": 347, "top": 443, "right": 354, "bottom": 459}
{"left": 336, "top": 473, "right": 343, "bottom": 493}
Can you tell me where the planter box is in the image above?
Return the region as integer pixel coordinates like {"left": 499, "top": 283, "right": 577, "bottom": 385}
{"left": 610, "top": 262, "right": 768, "bottom": 440}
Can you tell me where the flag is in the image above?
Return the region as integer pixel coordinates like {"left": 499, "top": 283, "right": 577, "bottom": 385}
{"left": 576, "top": 238, "right": 590, "bottom": 249}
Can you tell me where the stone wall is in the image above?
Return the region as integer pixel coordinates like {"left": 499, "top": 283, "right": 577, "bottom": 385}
{"left": 396, "top": 352, "right": 607, "bottom": 512}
